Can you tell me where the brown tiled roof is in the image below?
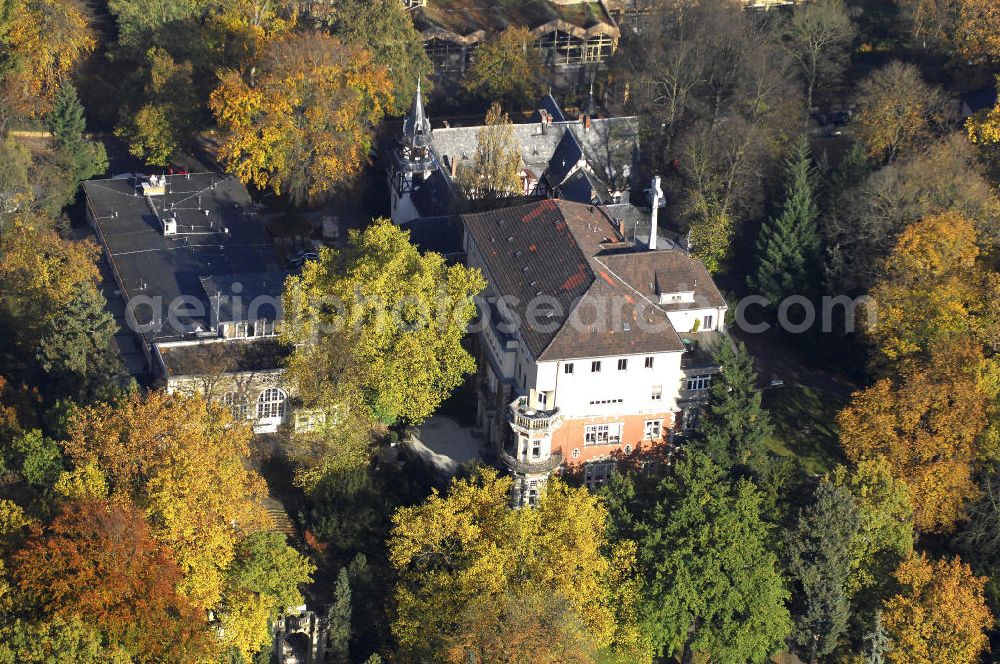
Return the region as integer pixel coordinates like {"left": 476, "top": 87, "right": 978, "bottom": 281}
{"left": 414, "top": 0, "right": 619, "bottom": 43}
{"left": 462, "top": 200, "right": 724, "bottom": 361}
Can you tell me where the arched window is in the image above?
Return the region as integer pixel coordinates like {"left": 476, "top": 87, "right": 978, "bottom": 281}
{"left": 256, "top": 388, "right": 287, "bottom": 421}
{"left": 221, "top": 391, "right": 248, "bottom": 421}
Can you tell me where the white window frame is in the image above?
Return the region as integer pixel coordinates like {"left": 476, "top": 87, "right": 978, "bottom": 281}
{"left": 256, "top": 388, "right": 287, "bottom": 422}
{"left": 617, "top": 358, "right": 628, "bottom": 371}
{"left": 591, "top": 361, "right": 601, "bottom": 373}
{"left": 686, "top": 375, "right": 712, "bottom": 391}
{"left": 644, "top": 419, "right": 662, "bottom": 440}
{"left": 564, "top": 363, "right": 574, "bottom": 374}
{"left": 644, "top": 356, "right": 654, "bottom": 369}
{"left": 703, "top": 314, "right": 713, "bottom": 330}
{"left": 584, "top": 423, "right": 623, "bottom": 446}
{"left": 651, "top": 385, "right": 662, "bottom": 401}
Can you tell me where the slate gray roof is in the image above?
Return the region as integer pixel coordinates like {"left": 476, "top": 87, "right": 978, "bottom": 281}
{"left": 430, "top": 116, "right": 637, "bottom": 209}
{"left": 83, "top": 173, "right": 283, "bottom": 344}
{"left": 462, "top": 199, "right": 725, "bottom": 362}
{"left": 201, "top": 270, "right": 286, "bottom": 325}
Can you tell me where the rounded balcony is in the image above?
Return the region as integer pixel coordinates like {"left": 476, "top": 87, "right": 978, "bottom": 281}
{"left": 500, "top": 448, "right": 563, "bottom": 475}
{"left": 507, "top": 396, "right": 563, "bottom": 434}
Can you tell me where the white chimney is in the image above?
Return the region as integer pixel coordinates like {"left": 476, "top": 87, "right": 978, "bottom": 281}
{"left": 649, "top": 175, "right": 663, "bottom": 250}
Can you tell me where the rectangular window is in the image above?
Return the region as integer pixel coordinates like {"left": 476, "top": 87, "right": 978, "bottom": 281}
{"left": 584, "top": 461, "right": 616, "bottom": 489}
{"left": 591, "top": 361, "right": 601, "bottom": 373}
{"left": 564, "top": 363, "right": 574, "bottom": 374}
{"left": 584, "top": 423, "right": 623, "bottom": 445}
{"left": 588, "top": 398, "right": 623, "bottom": 406}
{"left": 651, "top": 386, "right": 662, "bottom": 401}
{"left": 531, "top": 440, "right": 541, "bottom": 458}
{"left": 644, "top": 356, "right": 654, "bottom": 369}
{"left": 683, "top": 407, "right": 701, "bottom": 431}
{"left": 644, "top": 419, "right": 662, "bottom": 440}
{"left": 617, "top": 358, "right": 628, "bottom": 371}
{"left": 527, "top": 480, "right": 539, "bottom": 506}
{"left": 703, "top": 315, "right": 714, "bottom": 330}
{"left": 686, "top": 375, "right": 712, "bottom": 391}
{"left": 537, "top": 392, "right": 548, "bottom": 409}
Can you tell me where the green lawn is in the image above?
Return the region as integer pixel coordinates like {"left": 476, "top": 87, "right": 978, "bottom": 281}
{"left": 763, "top": 386, "right": 847, "bottom": 475}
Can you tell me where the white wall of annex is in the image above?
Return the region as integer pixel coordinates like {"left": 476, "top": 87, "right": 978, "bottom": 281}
{"left": 535, "top": 351, "right": 684, "bottom": 418}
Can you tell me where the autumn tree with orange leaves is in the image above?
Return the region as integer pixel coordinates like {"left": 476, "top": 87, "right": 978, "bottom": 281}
{"left": 881, "top": 553, "right": 993, "bottom": 664}
{"left": 63, "top": 390, "right": 271, "bottom": 609}
{"left": 837, "top": 339, "right": 989, "bottom": 533}
{"left": 210, "top": 31, "right": 393, "bottom": 205}
{"left": 13, "top": 499, "right": 215, "bottom": 662}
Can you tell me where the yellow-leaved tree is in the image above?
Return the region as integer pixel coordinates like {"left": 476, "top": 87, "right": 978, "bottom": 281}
{"left": 966, "top": 75, "right": 1000, "bottom": 146}
{"left": 0, "top": 0, "right": 96, "bottom": 118}
{"left": 210, "top": 31, "right": 393, "bottom": 205}
{"left": 866, "top": 211, "right": 1000, "bottom": 368}
{"left": 281, "top": 219, "right": 485, "bottom": 486}
{"left": 837, "top": 339, "right": 989, "bottom": 533}
{"left": 388, "top": 468, "right": 649, "bottom": 664}
{"left": 882, "top": 553, "right": 993, "bottom": 664}
{"left": 63, "top": 390, "right": 271, "bottom": 609}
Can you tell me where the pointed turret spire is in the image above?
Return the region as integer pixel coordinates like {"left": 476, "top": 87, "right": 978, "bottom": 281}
{"left": 403, "top": 79, "right": 431, "bottom": 143}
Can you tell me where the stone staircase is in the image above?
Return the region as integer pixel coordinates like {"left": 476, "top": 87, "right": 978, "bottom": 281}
{"left": 263, "top": 499, "right": 300, "bottom": 543}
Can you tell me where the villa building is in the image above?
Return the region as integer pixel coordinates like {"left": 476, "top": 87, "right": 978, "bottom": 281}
{"left": 388, "top": 85, "right": 638, "bottom": 226}
{"left": 82, "top": 173, "right": 294, "bottom": 433}
{"left": 462, "top": 198, "right": 728, "bottom": 505}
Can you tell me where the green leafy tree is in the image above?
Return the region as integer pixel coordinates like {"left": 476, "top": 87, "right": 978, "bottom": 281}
{"left": 463, "top": 27, "right": 544, "bottom": 108}
{"left": 631, "top": 452, "right": 791, "bottom": 663}
{"left": 0, "top": 615, "right": 105, "bottom": 663}
{"left": 35, "top": 282, "right": 122, "bottom": 401}
{"left": 749, "top": 139, "right": 821, "bottom": 304}
{"left": 282, "top": 219, "right": 485, "bottom": 429}
{"left": 44, "top": 84, "right": 108, "bottom": 202}
{"left": 220, "top": 531, "right": 315, "bottom": 661}
{"left": 0, "top": 138, "right": 32, "bottom": 231}
{"left": 115, "top": 47, "right": 199, "bottom": 166}
{"left": 693, "top": 341, "right": 772, "bottom": 473}
{"left": 785, "top": 482, "right": 860, "bottom": 663}
{"left": 327, "top": 567, "right": 351, "bottom": 664}
{"left": 7, "top": 429, "right": 62, "bottom": 489}
{"left": 107, "top": 0, "right": 210, "bottom": 48}
{"left": 686, "top": 194, "right": 735, "bottom": 274}
{"left": 830, "top": 458, "right": 914, "bottom": 608}
{"left": 324, "top": 0, "right": 432, "bottom": 115}
{"left": 225, "top": 531, "right": 314, "bottom": 612}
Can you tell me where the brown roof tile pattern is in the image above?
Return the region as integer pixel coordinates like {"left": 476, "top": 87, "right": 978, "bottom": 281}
{"left": 463, "top": 200, "right": 724, "bottom": 361}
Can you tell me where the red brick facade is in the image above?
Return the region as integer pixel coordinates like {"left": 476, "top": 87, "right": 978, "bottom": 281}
{"left": 553, "top": 411, "right": 675, "bottom": 470}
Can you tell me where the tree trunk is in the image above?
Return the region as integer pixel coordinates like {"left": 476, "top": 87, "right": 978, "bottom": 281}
{"left": 681, "top": 617, "right": 702, "bottom": 664}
